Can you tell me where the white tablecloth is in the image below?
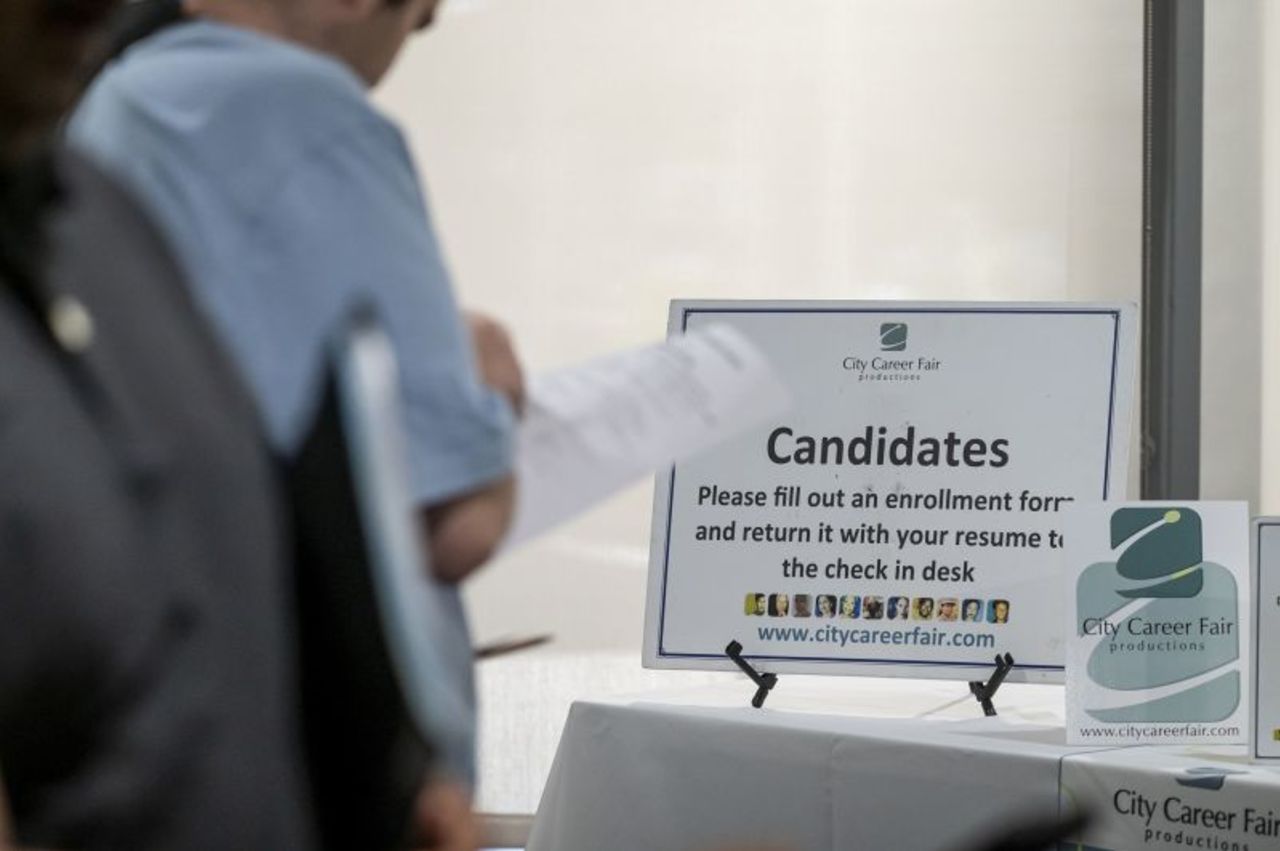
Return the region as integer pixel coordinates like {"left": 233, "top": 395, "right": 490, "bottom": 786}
{"left": 527, "top": 682, "right": 1280, "bottom": 851}
{"left": 529, "top": 693, "right": 1076, "bottom": 850}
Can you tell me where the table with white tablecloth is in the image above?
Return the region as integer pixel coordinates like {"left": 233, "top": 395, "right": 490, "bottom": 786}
{"left": 529, "top": 690, "right": 1077, "bottom": 850}
{"left": 527, "top": 683, "right": 1280, "bottom": 851}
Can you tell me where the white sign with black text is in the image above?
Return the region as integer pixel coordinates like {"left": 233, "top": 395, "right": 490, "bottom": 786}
{"left": 643, "top": 300, "right": 1136, "bottom": 682}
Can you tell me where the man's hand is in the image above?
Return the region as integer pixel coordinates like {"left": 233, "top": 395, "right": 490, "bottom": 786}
{"left": 415, "top": 312, "right": 523, "bottom": 584}
{"left": 465, "top": 312, "right": 525, "bottom": 417}
{"left": 421, "top": 475, "right": 515, "bottom": 583}
{"left": 412, "top": 779, "right": 479, "bottom": 851}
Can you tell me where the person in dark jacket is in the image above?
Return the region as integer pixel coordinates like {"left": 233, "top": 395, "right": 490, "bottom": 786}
{"left": 0, "top": 2, "right": 461, "bottom": 848}
{"left": 0, "top": 2, "right": 325, "bottom": 847}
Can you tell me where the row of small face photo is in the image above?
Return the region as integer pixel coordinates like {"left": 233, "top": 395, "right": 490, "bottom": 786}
{"left": 744, "top": 593, "right": 1010, "bottom": 623}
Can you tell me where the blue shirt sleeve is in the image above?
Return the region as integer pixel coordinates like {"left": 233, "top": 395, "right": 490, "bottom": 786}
{"left": 250, "top": 118, "right": 515, "bottom": 505}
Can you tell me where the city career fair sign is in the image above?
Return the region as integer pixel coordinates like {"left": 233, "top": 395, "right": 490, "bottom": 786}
{"left": 1060, "top": 750, "right": 1280, "bottom": 851}
{"left": 1065, "top": 501, "right": 1250, "bottom": 746}
{"left": 642, "top": 300, "right": 1136, "bottom": 682}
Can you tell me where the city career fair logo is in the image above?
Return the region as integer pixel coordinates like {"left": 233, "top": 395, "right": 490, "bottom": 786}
{"left": 841, "top": 321, "right": 942, "bottom": 382}
{"left": 1077, "top": 507, "right": 1241, "bottom": 723}
{"left": 1104, "top": 769, "right": 1280, "bottom": 848}
{"left": 879, "top": 322, "right": 907, "bottom": 351}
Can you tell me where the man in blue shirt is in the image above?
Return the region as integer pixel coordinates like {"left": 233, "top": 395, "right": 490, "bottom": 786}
{"left": 72, "top": 0, "right": 521, "bottom": 583}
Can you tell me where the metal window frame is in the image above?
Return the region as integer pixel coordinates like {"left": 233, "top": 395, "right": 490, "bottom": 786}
{"left": 1142, "top": 0, "right": 1204, "bottom": 499}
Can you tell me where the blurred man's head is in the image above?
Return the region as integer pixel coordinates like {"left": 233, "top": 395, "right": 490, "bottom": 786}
{"left": 187, "top": 0, "right": 442, "bottom": 85}
{"left": 0, "top": 0, "right": 119, "bottom": 164}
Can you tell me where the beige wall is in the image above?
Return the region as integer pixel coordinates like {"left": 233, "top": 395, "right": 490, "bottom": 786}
{"left": 1203, "top": 0, "right": 1263, "bottom": 508}
{"left": 1263, "top": 0, "right": 1280, "bottom": 512}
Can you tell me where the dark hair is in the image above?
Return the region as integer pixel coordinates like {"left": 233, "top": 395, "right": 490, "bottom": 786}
{"left": 95, "top": 0, "right": 186, "bottom": 70}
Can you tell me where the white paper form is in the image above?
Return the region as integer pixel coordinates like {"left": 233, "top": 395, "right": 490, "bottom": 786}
{"left": 506, "top": 324, "right": 791, "bottom": 548}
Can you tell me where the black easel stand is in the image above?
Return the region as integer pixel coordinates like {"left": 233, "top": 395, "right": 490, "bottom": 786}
{"left": 968, "top": 652, "right": 1015, "bottom": 717}
{"left": 725, "top": 640, "right": 777, "bottom": 708}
